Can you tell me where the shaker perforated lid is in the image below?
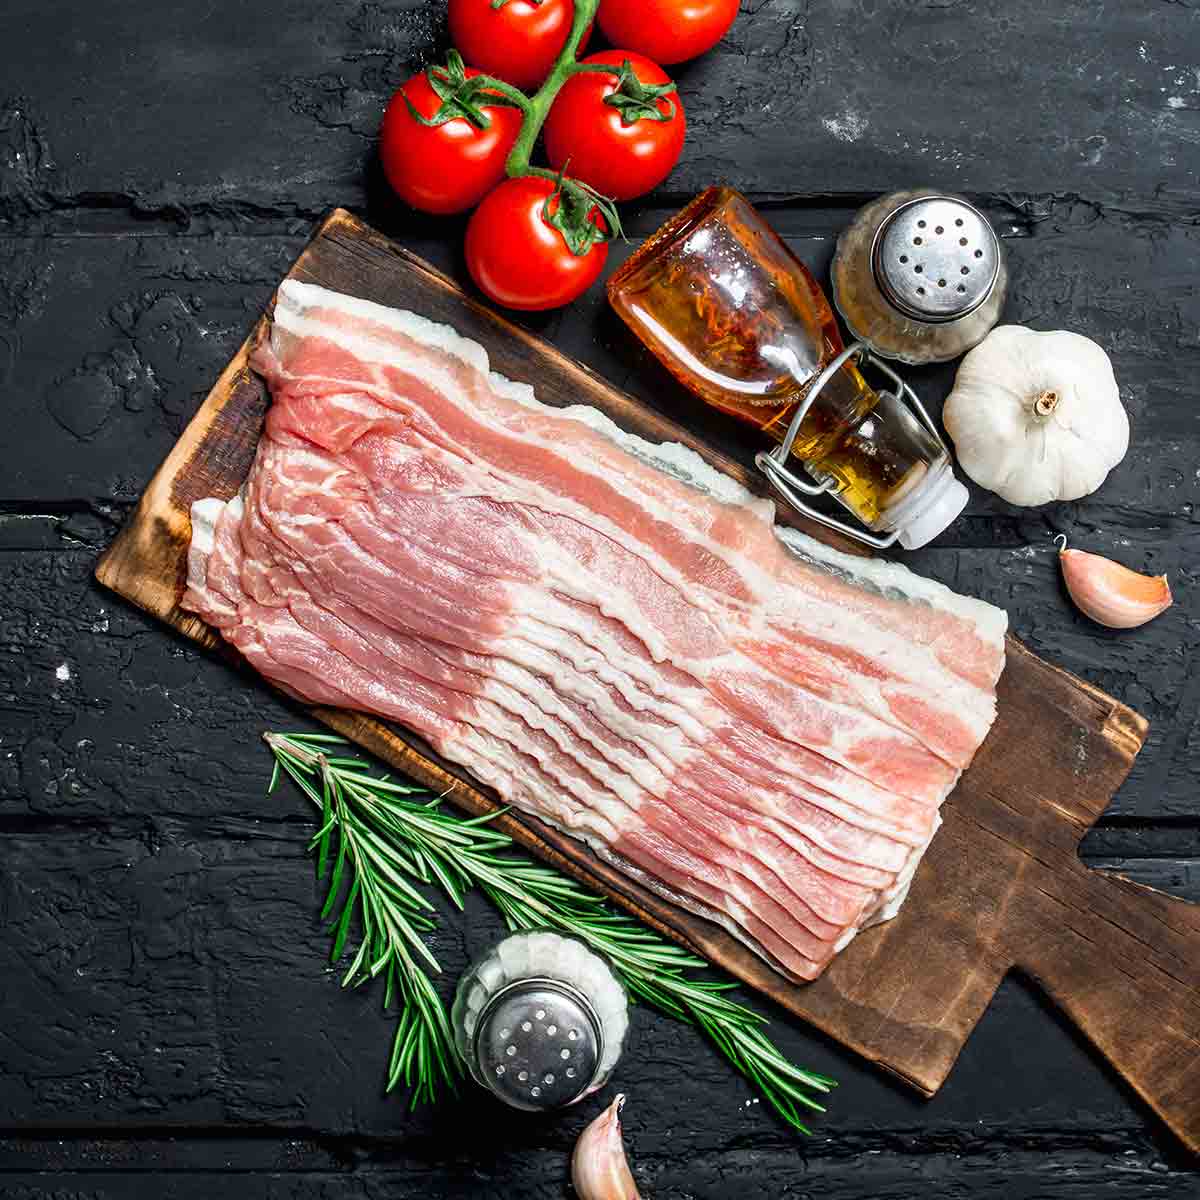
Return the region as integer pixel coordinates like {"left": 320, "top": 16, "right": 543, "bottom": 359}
{"left": 474, "top": 978, "right": 602, "bottom": 1111}
{"left": 871, "top": 196, "right": 1000, "bottom": 324}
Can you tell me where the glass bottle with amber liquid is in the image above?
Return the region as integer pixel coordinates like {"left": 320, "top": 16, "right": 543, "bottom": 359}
{"left": 607, "top": 187, "right": 967, "bottom": 549}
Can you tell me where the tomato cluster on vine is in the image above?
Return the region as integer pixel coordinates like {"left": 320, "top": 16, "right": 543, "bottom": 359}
{"left": 379, "top": 0, "right": 738, "bottom": 311}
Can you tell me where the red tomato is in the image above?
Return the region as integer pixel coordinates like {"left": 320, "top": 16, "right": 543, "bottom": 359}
{"left": 449, "top": 0, "right": 591, "bottom": 92}
{"left": 544, "top": 51, "right": 685, "bottom": 201}
{"left": 597, "top": 0, "right": 738, "bottom": 64}
{"left": 465, "top": 177, "right": 608, "bottom": 310}
{"left": 379, "top": 66, "right": 522, "bottom": 214}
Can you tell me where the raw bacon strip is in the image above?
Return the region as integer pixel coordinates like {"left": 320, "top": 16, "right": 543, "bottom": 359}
{"left": 260, "top": 412, "right": 955, "bottom": 816}
{"left": 260, "top": 345, "right": 961, "bottom": 795}
{"left": 191, "top": 504, "right": 831, "bottom": 980}
{"left": 264, "top": 287, "right": 1002, "bottom": 702}
{"left": 240, "top": 475, "right": 897, "bottom": 933}
{"left": 249, "top": 440, "right": 939, "bottom": 849}
{"left": 274, "top": 387, "right": 995, "bottom": 769}
{"left": 260, "top": 329, "right": 993, "bottom": 788}
{"left": 235, "top": 474, "right": 892, "bottom": 942}
{"left": 249, "top": 482, "right": 928, "bottom": 892}
{"left": 182, "top": 280, "right": 1007, "bottom": 983}
{"left": 220, "top": 505, "right": 849, "bottom": 973}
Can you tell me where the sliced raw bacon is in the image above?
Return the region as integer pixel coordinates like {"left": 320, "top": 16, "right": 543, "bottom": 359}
{"left": 261, "top": 333, "right": 994, "bottom": 789}
{"left": 253, "top": 443, "right": 942, "bottom": 849}
{"left": 182, "top": 280, "right": 1006, "bottom": 983}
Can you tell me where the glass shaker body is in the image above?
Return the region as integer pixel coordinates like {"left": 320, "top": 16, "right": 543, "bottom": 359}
{"left": 831, "top": 188, "right": 1007, "bottom": 365}
{"left": 607, "top": 187, "right": 964, "bottom": 545}
{"left": 452, "top": 930, "right": 628, "bottom": 1112}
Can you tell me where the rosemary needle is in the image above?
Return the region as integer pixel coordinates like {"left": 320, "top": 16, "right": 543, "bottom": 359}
{"left": 264, "top": 730, "right": 835, "bottom": 1130}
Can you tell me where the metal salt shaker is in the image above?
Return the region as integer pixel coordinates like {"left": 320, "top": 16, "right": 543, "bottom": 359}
{"left": 831, "top": 189, "right": 1008, "bottom": 365}
{"left": 452, "top": 930, "right": 629, "bottom": 1111}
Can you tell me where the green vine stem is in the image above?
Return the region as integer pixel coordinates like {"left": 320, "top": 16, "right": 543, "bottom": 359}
{"left": 501, "top": 0, "right": 601, "bottom": 180}
{"left": 440, "top": 0, "right": 630, "bottom": 244}
{"left": 415, "top": 0, "right": 681, "bottom": 248}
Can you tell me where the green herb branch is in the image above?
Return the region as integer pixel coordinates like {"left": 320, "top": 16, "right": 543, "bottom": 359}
{"left": 266, "top": 731, "right": 835, "bottom": 1131}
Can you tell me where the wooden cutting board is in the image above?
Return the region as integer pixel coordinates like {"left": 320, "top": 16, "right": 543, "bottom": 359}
{"left": 95, "top": 209, "right": 1200, "bottom": 1153}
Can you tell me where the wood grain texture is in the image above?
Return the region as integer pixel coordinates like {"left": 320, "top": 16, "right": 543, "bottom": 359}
{"left": 4, "top": 1, "right": 1199, "bottom": 217}
{"left": 95, "top": 209, "right": 1200, "bottom": 1152}
{"left": 1, "top": 1141, "right": 1196, "bottom": 1200}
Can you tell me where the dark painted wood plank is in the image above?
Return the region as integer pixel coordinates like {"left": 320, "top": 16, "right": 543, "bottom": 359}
{"left": 0, "top": 549, "right": 303, "bottom": 824}
{"left": 3, "top": 2, "right": 1200, "bottom": 215}
{"left": 2, "top": 0, "right": 1198, "bottom": 1178}
{"left": 0, "top": 1144, "right": 1196, "bottom": 1200}
{"left": 1, "top": 821, "right": 1197, "bottom": 1144}
{"left": 4, "top": 546, "right": 1194, "bottom": 851}
{"left": 0, "top": 233, "right": 301, "bottom": 505}
{"left": 8, "top": 197, "right": 1200, "bottom": 518}
{"left": 3, "top": 202, "right": 1198, "bottom": 821}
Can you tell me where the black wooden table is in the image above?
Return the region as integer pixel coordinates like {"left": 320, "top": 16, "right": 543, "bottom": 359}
{"left": 2, "top": 2, "right": 1198, "bottom": 1195}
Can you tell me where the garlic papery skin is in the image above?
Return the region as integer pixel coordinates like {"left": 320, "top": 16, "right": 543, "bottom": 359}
{"left": 571, "top": 1095, "right": 641, "bottom": 1200}
{"left": 943, "top": 326, "right": 1129, "bottom": 506}
{"left": 1058, "top": 542, "right": 1173, "bottom": 629}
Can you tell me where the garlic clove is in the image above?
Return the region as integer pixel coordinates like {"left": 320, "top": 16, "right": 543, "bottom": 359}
{"left": 571, "top": 1094, "right": 642, "bottom": 1200}
{"left": 1057, "top": 541, "right": 1172, "bottom": 629}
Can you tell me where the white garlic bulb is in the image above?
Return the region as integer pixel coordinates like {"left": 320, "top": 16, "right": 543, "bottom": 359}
{"left": 943, "top": 326, "right": 1129, "bottom": 506}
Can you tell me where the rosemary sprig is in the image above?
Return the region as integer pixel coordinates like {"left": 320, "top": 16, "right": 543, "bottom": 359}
{"left": 266, "top": 731, "right": 836, "bottom": 1131}
{"left": 268, "top": 734, "right": 460, "bottom": 1102}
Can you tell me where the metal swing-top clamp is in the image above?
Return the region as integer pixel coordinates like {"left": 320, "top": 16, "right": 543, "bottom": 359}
{"left": 754, "top": 340, "right": 943, "bottom": 550}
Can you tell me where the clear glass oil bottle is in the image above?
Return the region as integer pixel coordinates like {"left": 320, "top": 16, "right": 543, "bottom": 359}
{"left": 607, "top": 187, "right": 966, "bottom": 547}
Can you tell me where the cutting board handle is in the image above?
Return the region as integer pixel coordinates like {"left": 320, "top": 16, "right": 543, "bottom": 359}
{"left": 1018, "top": 865, "right": 1200, "bottom": 1153}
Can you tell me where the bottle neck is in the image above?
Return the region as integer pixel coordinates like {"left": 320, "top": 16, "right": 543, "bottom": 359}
{"left": 760, "top": 361, "right": 880, "bottom": 464}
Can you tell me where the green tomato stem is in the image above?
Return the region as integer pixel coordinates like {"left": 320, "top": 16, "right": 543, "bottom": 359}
{"left": 478, "top": 76, "right": 535, "bottom": 115}
{"left": 503, "top": 0, "right": 600, "bottom": 178}
{"left": 520, "top": 165, "right": 562, "bottom": 183}
{"left": 568, "top": 60, "right": 623, "bottom": 75}
{"left": 451, "top": 0, "right": 616, "bottom": 252}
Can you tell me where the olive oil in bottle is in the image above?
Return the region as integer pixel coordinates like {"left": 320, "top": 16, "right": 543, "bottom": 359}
{"left": 607, "top": 187, "right": 966, "bottom": 547}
